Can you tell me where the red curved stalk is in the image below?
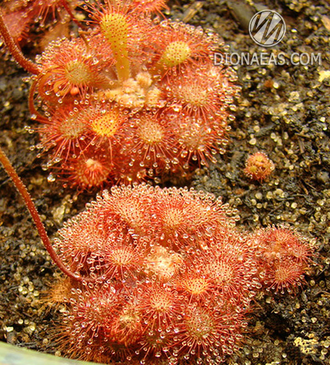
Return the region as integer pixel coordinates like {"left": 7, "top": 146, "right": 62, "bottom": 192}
{"left": 28, "top": 77, "right": 49, "bottom": 123}
{"left": 0, "top": 146, "right": 86, "bottom": 282}
{"left": 60, "top": 0, "right": 86, "bottom": 29}
{"left": 0, "top": 8, "right": 40, "bottom": 75}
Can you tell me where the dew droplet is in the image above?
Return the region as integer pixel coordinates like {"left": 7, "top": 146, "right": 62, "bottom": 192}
{"left": 47, "top": 173, "right": 56, "bottom": 182}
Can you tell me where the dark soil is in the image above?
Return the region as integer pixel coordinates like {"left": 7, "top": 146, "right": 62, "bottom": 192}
{"left": 0, "top": 1, "right": 329, "bottom": 364}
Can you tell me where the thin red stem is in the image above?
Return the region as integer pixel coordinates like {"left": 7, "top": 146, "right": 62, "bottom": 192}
{"left": 0, "top": 145, "right": 86, "bottom": 282}
{"left": 28, "top": 77, "right": 49, "bottom": 123}
{"left": 60, "top": 0, "right": 86, "bottom": 29}
{"left": 0, "top": 8, "right": 40, "bottom": 75}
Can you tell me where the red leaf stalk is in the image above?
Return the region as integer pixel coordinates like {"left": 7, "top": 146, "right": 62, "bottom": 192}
{"left": 0, "top": 145, "right": 86, "bottom": 281}
{"left": 0, "top": 8, "right": 40, "bottom": 75}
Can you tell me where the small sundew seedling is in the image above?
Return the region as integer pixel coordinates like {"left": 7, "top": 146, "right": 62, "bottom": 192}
{"left": 244, "top": 151, "right": 275, "bottom": 181}
{"left": 0, "top": 146, "right": 315, "bottom": 363}
{"left": 250, "top": 226, "right": 314, "bottom": 294}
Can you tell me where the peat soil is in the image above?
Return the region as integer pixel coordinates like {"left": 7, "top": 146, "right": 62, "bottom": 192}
{"left": 0, "top": 0, "right": 329, "bottom": 364}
